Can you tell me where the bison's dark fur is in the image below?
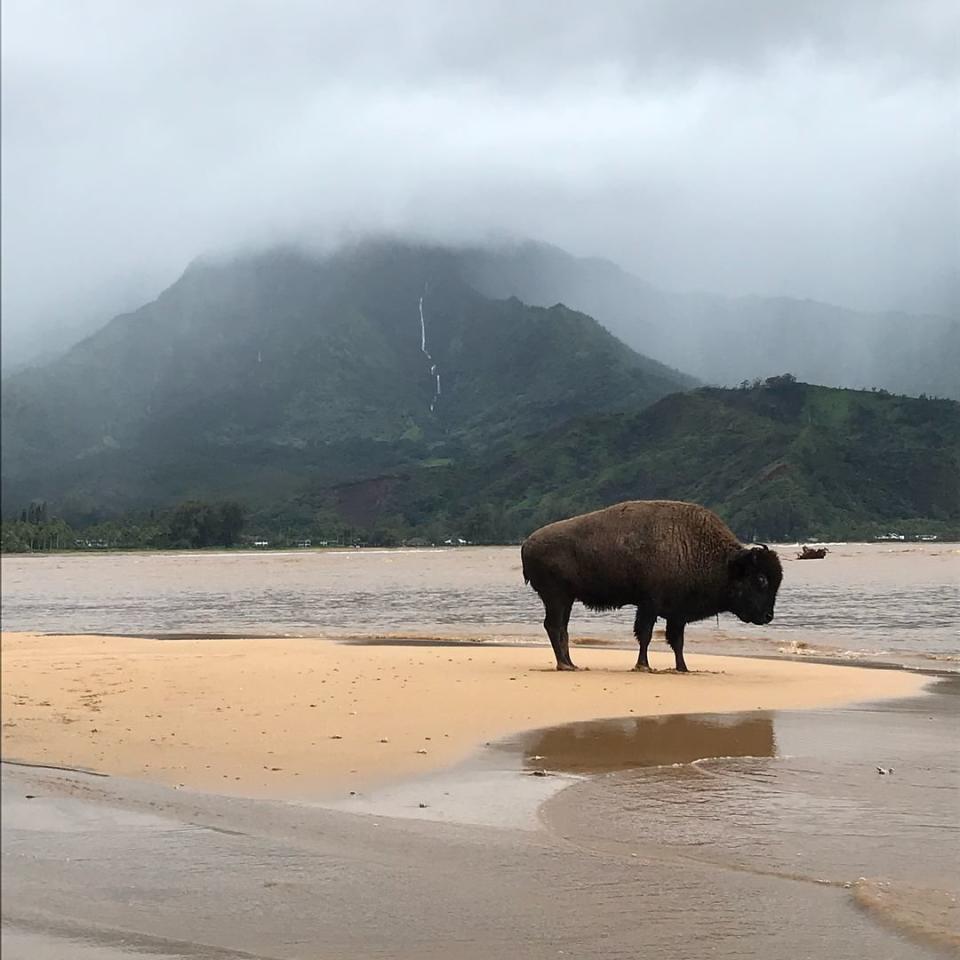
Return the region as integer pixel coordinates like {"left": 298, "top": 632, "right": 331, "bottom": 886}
{"left": 521, "top": 500, "right": 783, "bottom": 671}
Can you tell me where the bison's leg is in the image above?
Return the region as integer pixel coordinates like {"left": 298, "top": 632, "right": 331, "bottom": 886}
{"left": 559, "top": 601, "right": 575, "bottom": 667}
{"left": 665, "top": 618, "right": 689, "bottom": 673}
{"left": 632, "top": 606, "right": 656, "bottom": 671}
{"left": 542, "top": 592, "right": 577, "bottom": 670}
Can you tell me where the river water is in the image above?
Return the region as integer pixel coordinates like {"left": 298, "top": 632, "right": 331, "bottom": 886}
{"left": 2, "top": 542, "right": 957, "bottom": 669}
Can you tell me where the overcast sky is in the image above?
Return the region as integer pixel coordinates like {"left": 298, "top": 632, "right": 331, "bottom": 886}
{"left": 2, "top": 0, "right": 958, "bottom": 358}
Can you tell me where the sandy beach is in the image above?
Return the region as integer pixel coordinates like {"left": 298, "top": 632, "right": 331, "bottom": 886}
{"left": 3, "top": 630, "right": 955, "bottom": 958}
{"left": 1, "top": 631, "right": 928, "bottom": 798}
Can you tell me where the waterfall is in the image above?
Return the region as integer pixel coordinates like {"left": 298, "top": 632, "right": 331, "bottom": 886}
{"left": 418, "top": 295, "right": 441, "bottom": 412}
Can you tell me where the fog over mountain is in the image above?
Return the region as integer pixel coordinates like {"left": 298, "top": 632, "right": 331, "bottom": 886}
{"left": 460, "top": 242, "right": 959, "bottom": 398}
{"left": 2, "top": 0, "right": 957, "bottom": 372}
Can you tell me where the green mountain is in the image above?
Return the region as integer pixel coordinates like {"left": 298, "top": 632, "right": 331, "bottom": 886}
{"left": 1, "top": 241, "right": 692, "bottom": 519}
{"left": 297, "top": 376, "right": 960, "bottom": 542}
{"left": 458, "top": 241, "right": 960, "bottom": 400}
{"left": 6, "top": 239, "right": 955, "bottom": 543}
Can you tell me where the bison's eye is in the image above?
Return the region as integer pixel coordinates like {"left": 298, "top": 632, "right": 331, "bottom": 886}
{"left": 757, "top": 574, "right": 769, "bottom": 588}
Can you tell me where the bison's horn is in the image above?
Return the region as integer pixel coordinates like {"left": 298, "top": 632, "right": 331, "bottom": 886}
{"left": 756, "top": 543, "right": 770, "bottom": 551}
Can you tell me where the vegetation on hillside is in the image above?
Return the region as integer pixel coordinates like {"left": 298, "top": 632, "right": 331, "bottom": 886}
{"left": 9, "top": 377, "right": 953, "bottom": 550}
{"left": 291, "top": 376, "right": 960, "bottom": 543}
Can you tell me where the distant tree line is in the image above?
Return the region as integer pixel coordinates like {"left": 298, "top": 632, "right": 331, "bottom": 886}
{"left": 1, "top": 497, "right": 515, "bottom": 553}
{"left": 166, "top": 501, "right": 246, "bottom": 548}
{"left": 4, "top": 498, "right": 956, "bottom": 553}
{"left": 1, "top": 499, "right": 248, "bottom": 553}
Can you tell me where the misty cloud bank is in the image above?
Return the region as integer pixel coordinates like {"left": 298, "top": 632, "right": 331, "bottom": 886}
{"left": 2, "top": 0, "right": 957, "bottom": 364}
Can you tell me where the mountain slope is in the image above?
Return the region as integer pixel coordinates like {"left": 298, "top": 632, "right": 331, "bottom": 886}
{"left": 458, "top": 241, "right": 959, "bottom": 400}
{"left": 1, "top": 241, "right": 692, "bottom": 516}
{"left": 302, "top": 377, "right": 960, "bottom": 541}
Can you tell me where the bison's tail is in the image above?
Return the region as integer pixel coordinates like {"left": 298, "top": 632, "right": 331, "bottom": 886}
{"left": 520, "top": 541, "right": 531, "bottom": 585}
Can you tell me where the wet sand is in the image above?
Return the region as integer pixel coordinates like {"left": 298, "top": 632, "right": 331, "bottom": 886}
{"left": 3, "top": 678, "right": 957, "bottom": 959}
{"left": 0, "top": 631, "right": 927, "bottom": 797}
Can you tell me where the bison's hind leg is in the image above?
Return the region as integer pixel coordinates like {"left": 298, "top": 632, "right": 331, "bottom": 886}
{"left": 538, "top": 584, "right": 577, "bottom": 671}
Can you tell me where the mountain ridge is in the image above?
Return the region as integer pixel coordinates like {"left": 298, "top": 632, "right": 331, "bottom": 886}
{"left": 4, "top": 238, "right": 956, "bottom": 541}
{"left": 1, "top": 241, "right": 692, "bottom": 517}
{"left": 456, "top": 239, "right": 959, "bottom": 400}
{"left": 5, "top": 236, "right": 954, "bottom": 401}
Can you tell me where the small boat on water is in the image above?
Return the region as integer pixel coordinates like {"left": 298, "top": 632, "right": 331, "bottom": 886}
{"left": 797, "top": 545, "right": 829, "bottom": 560}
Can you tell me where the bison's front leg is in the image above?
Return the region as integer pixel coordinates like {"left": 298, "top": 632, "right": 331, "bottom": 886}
{"left": 632, "top": 605, "right": 656, "bottom": 671}
{"left": 543, "top": 594, "right": 578, "bottom": 670}
{"left": 665, "top": 618, "right": 689, "bottom": 673}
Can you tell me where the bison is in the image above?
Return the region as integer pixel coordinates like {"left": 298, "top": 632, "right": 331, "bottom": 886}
{"left": 521, "top": 500, "right": 783, "bottom": 672}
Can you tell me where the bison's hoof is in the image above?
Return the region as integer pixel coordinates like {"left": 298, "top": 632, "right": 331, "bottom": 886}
{"left": 556, "top": 662, "right": 580, "bottom": 671}
{"left": 632, "top": 664, "right": 652, "bottom": 673}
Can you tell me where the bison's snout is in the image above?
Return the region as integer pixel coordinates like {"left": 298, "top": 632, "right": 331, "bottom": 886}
{"left": 748, "top": 607, "right": 775, "bottom": 626}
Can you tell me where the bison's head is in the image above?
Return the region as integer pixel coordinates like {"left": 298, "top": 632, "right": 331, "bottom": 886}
{"left": 727, "top": 545, "right": 783, "bottom": 625}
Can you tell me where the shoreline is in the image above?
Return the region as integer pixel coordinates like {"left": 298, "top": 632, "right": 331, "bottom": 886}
{"left": 1, "top": 631, "right": 930, "bottom": 800}
{"left": 4, "top": 544, "right": 956, "bottom": 677}
{"left": 3, "top": 538, "right": 958, "bottom": 557}
{"left": 20, "top": 627, "right": 960, "bottom": 676}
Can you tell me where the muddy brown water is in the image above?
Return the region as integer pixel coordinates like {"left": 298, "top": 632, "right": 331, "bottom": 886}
{"left": 2, "top": 542, "right": 958, "bottom": 669}
{"left": 496, "top": 678, "right": 960, "bottom": 954}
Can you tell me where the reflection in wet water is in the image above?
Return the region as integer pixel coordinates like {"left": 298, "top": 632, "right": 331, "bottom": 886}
{"left": 511, "top": 713, "right": 776, "bottom": 775}
{"left": 538, "top": 682, "right": 960, "bottom": 952}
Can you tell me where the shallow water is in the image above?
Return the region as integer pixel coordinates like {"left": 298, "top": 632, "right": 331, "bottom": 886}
{"left": 2, "top": 542, "right": 958, "bottom": 668}
{"left": 5, "top": 739, "right": 947, "bottom": 960}
{"left": 524, "top": 678, "right": 960, "bottom": 953}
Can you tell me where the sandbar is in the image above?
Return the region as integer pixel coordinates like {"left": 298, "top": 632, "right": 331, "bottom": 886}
{"left": 1, "top": 631, "right": 928, "bottom": 798}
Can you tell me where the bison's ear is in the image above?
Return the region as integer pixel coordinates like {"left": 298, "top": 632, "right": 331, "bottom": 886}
{"left": 730, "top": 548, "right": 754, "bottom": 578}
{"left": 731, "top": 546, "right": 769, "bottom": 577}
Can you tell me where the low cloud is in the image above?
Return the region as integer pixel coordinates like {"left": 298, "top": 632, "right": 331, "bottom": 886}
{"left": 2, "top": 0, "right": 957, "bottom": 362}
